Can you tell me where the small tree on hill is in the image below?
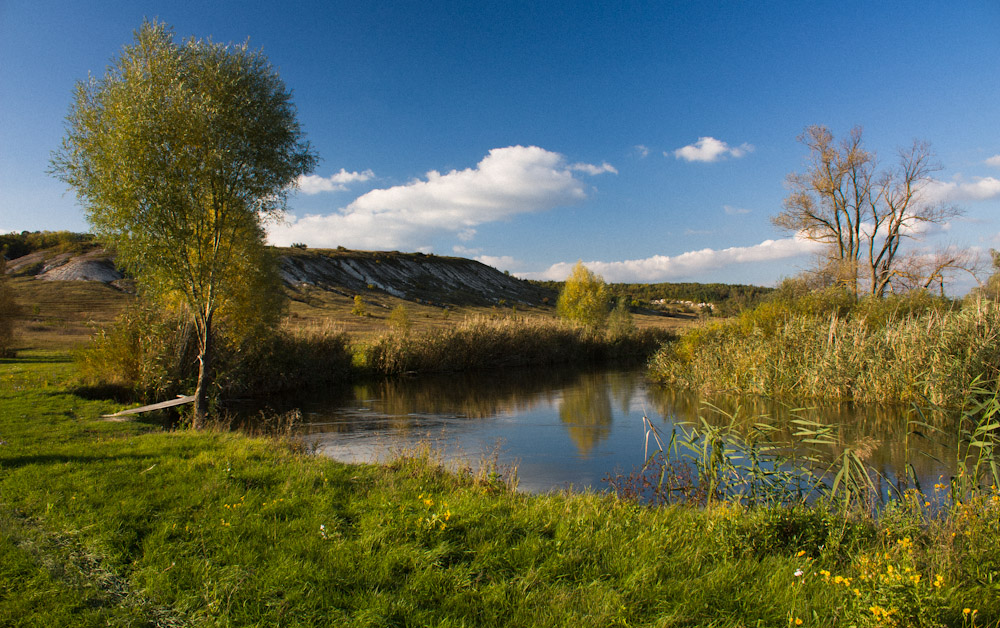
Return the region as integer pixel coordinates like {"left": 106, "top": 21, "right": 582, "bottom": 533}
{"left": 352, "top": 295, "right": 368, "bottom": 317}
{"left": 557, "top": 262, "right": 609, "bottom": 330}
{"left": 51, "top": 21, "right": 317, "bottom": 427}
{"left": 389, "top": 304, "right": 411, "bottom": 334}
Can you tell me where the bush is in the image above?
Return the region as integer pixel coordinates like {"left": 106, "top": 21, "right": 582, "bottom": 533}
{"left": 388, "top": 304, "right": 411, "bottom": 334}
{"left": 77, "top": 305, "right": 352, "bottom": 403}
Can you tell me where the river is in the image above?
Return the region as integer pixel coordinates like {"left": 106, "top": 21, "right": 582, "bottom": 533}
{"left": 250, "top": 366, "right": 963, "bottom": 497}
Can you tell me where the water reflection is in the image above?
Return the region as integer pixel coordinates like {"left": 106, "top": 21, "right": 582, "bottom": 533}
{"left": 272, "top": 366, "right": 960, "bottom": 494}
{"left": 558, "top": 372, "right": 614, "bottom": 457}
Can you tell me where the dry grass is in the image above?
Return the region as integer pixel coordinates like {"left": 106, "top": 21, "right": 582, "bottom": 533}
{"left": 9, "top": 277, "right": 132, "bottom": 350}
{"left": 9, "top": 277, "right": 697, "bottom": 353}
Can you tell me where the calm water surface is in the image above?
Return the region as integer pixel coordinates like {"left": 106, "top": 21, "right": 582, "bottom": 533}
{"left": 280, "top": 367, "right": 959, "bottom": 494}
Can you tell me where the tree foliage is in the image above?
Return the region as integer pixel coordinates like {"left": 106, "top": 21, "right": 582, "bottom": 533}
{"left": 557, "top": 262, "right": 609, "bottom": 330}
{"left": 773, "top": 126, "right": 962, "bottom": 297}
{"left": 0, "top": 231, "right": 96, "bottom": 260}
{"left": 51, "top": 21, "right": 317, "bottom": 425}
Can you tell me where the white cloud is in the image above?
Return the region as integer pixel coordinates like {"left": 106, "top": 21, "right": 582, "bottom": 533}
{"left": 270, "top": 146, "right": 611, "bottom": 249}
{"left": 723, "top": 205, "right": 751, "bottom": 215}
{"left": 633, "top": 145, "right": 650, "bottom": 158}
{"left": 476, "top": 255, "right": 519, "bottom": 271}
{"left": 454, "top": 245, "right": 520, "bottom": 271}
{"left": 922, "top": 177, "right": 1000, "bottom": 204}
{"left": 985, "top": 155, "right": 1000, "bottom": 168}
{"left": 519, "top": 233, "right": 824, "bottom": 282}
{"left": 570, "top": 162, "right": 618, "bottom": 175}
{"left": 672, "top": 137, "right": 754, "bottom": 163}
{"left": 296, "top": 168, "right": 375, "bottom": 194}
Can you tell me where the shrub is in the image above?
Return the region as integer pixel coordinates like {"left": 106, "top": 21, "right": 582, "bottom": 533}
{"left": 388, "top": 304, "right": 411, "bottom": 334}
{"left": 77, "top": 305, "right": 351, "bottom": 403}
{"left": 351, "top": 295, "right": 367, "bottom": 317}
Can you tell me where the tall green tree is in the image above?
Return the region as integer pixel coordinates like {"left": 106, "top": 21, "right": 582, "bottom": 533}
{"left": 557, "top": 262, "right": 610, "bottom": 330}
{"left": 51, "top": 21, "right": 317, "bottom": 426}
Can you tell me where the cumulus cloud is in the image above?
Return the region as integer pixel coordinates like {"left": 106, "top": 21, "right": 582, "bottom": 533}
{"left": 986, "top": 155, "right": 1000, "bottom": 168}
{"left": 519, "top": 233, "right": 824, "bottom": 282}
{"left": 672, "top": 137, "right": 754, "bottom": 163}
{"left": 633, "top": 145, "right": 650, "bottom": 158}
{"left": 296, "top": 168, "right": 375, "bottom": 194}
{"left": 453, "top": 245, "right": 519, "bottom": 270}
{"left": 476, "top": 254, "right": 519, "bottom": 271}
{"left": 723, "top": 205, "right": 751, "bottom": 215}
{"left": 270, "top": 146, "right": 614, "bottom": 249}
{"left": 570, "top": 162, "right": 618, "bottom": 175}
{"left": 922, "top": 177, "right": 1000, "bottom": 204}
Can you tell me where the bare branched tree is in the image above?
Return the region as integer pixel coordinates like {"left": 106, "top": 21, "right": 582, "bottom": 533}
{"left": 773, "top": 126, "right": 964, "bottom": 297}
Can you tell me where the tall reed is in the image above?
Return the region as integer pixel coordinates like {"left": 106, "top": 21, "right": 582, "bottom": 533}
{"left": 650, "top": 298, "right": 1000, "bottom": 408}
{"left": 353, "top": 314, "right": 671, "bottom": 375}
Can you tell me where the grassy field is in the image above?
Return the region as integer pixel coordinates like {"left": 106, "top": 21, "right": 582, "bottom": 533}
{"left": 9, "top": 277, "right": 696, "bottom": 352}
{"left": 3, "top": 352, "right": 1000, "bottom": 626}
{"left": 5, "top": 279, "right": 1000, "bottom": 625}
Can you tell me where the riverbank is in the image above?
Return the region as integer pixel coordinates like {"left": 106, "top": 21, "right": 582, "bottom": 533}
{"left": 2, "top": 352, "right": 999, "bottom": 626}
{"left": 649, "top": 295, "right": 1000, "bottom": 409}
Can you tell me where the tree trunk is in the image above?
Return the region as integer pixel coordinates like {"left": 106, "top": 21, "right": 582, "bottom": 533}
{"left": 193, "top": 311, "right": 213, "bottom": 429}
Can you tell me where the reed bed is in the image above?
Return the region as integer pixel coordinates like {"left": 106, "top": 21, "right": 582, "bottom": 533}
{"left": 650, "top": 299, "right": 1000, "bottom": 408}
{"left": 353, "top": 314, "right": 672, "bottom": 375}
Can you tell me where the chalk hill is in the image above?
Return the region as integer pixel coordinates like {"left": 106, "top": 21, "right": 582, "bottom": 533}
{"left": 5, "top": 246, "right": 555, "bottom": 307}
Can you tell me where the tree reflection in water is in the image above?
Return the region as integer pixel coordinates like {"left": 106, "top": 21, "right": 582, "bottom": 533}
{"left": 559, "top": 373, "right": 615, "bottom": 457}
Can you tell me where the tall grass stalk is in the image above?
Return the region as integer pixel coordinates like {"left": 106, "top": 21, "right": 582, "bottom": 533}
{"left": 650, "top": 299, "right": 1000, "bottom": 408}
{"left": 353, "top": 314, "right": 671, "bottom": 375}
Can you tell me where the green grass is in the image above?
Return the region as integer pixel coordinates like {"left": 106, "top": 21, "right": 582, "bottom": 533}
{"left": 3, "top": 353, "right": 1000, "bottom": 626}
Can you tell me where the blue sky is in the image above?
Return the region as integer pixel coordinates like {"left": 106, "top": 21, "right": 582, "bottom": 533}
{"left": 2, "top": 1, "right": 999, "bottom": 289}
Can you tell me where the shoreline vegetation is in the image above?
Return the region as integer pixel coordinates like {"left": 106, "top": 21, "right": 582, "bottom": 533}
{"left": 650, "top": 290, "right": 1000, "bottom": 410}
{"left": 2, "top": 352, "right": 1000, "bottom": 626}
{"left": 74, "top": 311, "right": 675, "bottom": 404}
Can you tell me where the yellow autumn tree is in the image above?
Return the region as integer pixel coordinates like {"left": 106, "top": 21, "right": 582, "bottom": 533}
{"left": 557, "top": 262, "right": 609, "bottom": 330}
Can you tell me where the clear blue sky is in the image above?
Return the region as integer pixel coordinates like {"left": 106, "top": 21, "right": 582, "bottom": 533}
{"left": 2, "top": 1, "right": 999, "bottom": 289}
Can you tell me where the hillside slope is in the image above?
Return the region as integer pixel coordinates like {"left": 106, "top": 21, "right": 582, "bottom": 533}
{"left": 5, "top": 246, "right": 555, "bottom": 307}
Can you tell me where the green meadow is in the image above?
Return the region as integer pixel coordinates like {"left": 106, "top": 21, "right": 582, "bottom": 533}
{"left": 3, "top": 346, "right": 1000, "bottom": 627}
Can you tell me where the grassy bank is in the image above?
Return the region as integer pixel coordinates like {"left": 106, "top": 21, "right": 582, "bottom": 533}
{"left": 649, "top": 297, "right": 1000, "bottom": 408}
{"left": 3, "top": 353, "right": 1000, "bottom": 626}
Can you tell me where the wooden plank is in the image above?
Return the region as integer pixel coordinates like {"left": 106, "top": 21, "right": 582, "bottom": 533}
{"left": 102, "top": 395, "right": 196, "bottom": 418}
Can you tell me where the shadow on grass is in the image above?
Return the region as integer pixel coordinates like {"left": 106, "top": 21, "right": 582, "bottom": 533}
{"left": 71, "top": 383, "right": 137, "bottom": 403}
{"left": 0, "top": 452, "right": 167, "bottom": 470}
{"left": 0, "top": 353, "right": 74, "bottom": 365}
